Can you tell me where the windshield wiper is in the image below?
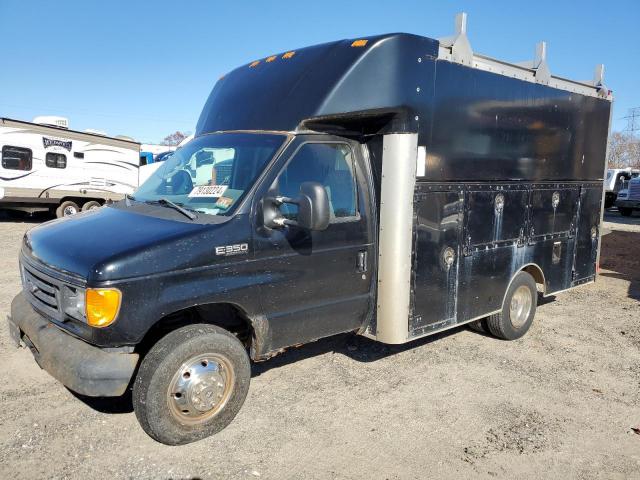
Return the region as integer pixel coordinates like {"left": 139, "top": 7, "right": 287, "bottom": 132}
{"left": 148, "top": 198, "right": 197, "bottom": 220}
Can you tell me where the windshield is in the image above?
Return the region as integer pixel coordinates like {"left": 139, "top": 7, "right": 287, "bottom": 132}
{"left": 134, "top": 133, "right": 286, "bottom": 216}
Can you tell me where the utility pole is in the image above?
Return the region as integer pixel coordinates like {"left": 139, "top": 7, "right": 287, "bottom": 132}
{"left": 623, "top": 106, "right": 640, "bottom": 135}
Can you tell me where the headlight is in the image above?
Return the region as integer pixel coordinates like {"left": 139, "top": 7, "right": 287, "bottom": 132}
{"left": 85, "top": 288, "right": 121, "bottom": 328}
{"left": 61, "top": 285, "right": 86, "bottom": 322}
{"left": 618, "top": 191, "right": 628, "bottom": 199}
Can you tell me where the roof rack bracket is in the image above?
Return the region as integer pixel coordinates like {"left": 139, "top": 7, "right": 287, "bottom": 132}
{"left": 593, "top": 64, "right": 609, "bottom": 98}
{"left": 517, "top": 41, "right": 551, "bottom": 84}
{"left": 437, "top": 12, "right": 474, "bottom": 66}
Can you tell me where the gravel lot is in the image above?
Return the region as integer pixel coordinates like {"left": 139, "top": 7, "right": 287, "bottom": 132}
{"left": 1, "top": 210, "right": 639, "bottom": 480}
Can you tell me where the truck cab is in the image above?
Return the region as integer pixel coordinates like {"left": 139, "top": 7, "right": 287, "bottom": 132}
{"left": 605, "top": 168, "right": 640, "bottom": 208}
{"left": 615, "top": 175, "right": 640, "bottom": 216}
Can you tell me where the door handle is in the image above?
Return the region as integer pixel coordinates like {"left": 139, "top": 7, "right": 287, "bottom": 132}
{"left": 357, "top": 250, "right": 367, "bottom": 273}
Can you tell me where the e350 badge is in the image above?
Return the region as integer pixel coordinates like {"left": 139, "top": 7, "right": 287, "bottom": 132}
{"left": 215, "top": 243, "right": 249, "bottom": 256}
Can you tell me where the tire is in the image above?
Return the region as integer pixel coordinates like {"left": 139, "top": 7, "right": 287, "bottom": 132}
{"left": 604, "top": 197, "right": 614, "bottom": 209}
{"left": 81, "top": 200, "right": 101, "bottom": 211}
{"left": 619, "top": 207, "right": 633, "bottom": 217}
{"left": 487, "top": 271, "right": 537, "bottom": 340}
{"left": 468, "top": 318, "right": 489, "bottom": 334}
{"left": 133, "top": 324, "right": 251, "bottom": 445}
{"left": 55, "top": 200, "right": 80, "bottom": 218}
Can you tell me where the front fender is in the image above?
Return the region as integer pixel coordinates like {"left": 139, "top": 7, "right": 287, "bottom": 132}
{"left": 89, "top": 260, "right": 266, "bottom": 347}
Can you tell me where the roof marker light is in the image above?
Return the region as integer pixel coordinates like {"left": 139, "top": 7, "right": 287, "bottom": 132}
{"left": 351, "top": 39, "right": 368, "bottom": 47}
{"left": 282, "top": 51, "right": 295, "bottom": 59}
{"left": 266, "top": 55, "right": 277, "bottom": 63}
{"left": 249, "top": 60, "right": 260, "bottom": 68}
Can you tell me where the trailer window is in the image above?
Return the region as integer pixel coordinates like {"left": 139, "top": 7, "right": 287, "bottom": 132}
{"left": 277, "top": 143, "right": 358, "bottom": 221}
{"left": 2, "top": 146, "right": 32, "bottom": 171}
{"left": 45, "top": 152, "right": 67, "bottom": 169}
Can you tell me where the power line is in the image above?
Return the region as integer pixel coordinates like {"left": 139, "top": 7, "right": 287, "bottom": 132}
{"left": 622, "top": 107, "right": 640, "bottom": 134}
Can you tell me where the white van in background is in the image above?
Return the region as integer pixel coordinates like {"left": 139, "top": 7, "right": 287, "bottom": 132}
{"left": 605, "top": 167, "right": 640, "bottom": 208}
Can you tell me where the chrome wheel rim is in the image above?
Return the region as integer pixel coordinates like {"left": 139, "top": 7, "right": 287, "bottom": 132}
{"left": 509, "top": 285, "right": 532, "bottom": 329}
{"left": 167, "top": 353, "right": 234, "bottom": 425}
{"left": 63, "top": 205, "right": 77, "bottom": 216}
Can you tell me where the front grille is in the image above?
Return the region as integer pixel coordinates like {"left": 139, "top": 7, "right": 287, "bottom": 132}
{"left": 22, "top": 262, "right": 62, "bottom": 320}
{"left": 629, "top": 181, "right": 640, "bottom": 201}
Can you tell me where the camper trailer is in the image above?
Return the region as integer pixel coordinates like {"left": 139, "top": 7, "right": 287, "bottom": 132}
{"left": 8, "top": 13, "right": 612, "bottom": 445}
{"left": 0, "top": 117, "right": 141, "bottom": 217}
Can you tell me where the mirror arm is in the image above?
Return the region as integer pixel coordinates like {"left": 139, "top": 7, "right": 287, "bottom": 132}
{"left": 264, "top": 195, "right": 300, "bottom": 229}
{"left": 272, "top": 217, "right": 299, "bottom": 228}
{"left": 274, "top": 195, "right": 298, "bottom": 206}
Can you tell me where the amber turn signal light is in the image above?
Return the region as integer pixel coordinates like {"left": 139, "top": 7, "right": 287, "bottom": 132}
{"left": 85, "top": 288, "right": 121, "bottom": 328}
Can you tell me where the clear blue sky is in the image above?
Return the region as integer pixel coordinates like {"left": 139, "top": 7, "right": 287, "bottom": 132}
{"left": 1, "top": 0, "right": 638, "bottom": 143}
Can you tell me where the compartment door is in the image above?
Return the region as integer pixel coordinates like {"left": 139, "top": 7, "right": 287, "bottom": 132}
{"left": 573, "top": 186, "right": 602, "bottom": 282}
{"left": 410, "top": 190, "right": 462, "bottom": 336}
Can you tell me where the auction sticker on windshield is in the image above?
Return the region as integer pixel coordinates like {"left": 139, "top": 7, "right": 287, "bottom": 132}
{"left": 188, "top": 185, "right": 228, "bottom": 198}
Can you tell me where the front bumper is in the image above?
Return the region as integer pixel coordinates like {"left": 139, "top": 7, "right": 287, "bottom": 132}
{"left": 8, "top": 292, "right": 139, "bottom": 397}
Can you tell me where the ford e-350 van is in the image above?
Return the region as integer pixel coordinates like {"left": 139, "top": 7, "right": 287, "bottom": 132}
{"left": 8, "top": 15, "right": 612, "bottom": 444}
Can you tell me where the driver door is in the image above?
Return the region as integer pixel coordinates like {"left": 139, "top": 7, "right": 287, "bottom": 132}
{"left": 252, "top": 136, "right": 375, "bottom": 352}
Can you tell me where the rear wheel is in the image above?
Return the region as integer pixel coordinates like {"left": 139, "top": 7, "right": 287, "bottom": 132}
{"left": 133, "top": 324, "right": 251, "bottom": 445}
{"left": 487, "top": 271, "right": 537, "bottom": 340}
{"left": 81, "top": 200, "right": 101, "bottom": 211}
{"left": 619, "top": 207, "right": 633, "bottom": 217}
{"left": 56, "top": 200, "right": 79, "bottom": 218}
{"left": 468, "top": 318, "right": 489, "bottom": 334}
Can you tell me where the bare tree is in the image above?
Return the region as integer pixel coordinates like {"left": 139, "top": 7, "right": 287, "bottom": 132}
{"left": 161, "top": 131, "right": 188, "bottom": 146}
{"left": 608, "top": 131, "right": 640, "bottom": 168}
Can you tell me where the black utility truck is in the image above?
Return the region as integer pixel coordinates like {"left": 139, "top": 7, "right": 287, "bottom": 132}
{"left": 8, "top": 14, "right": 612, "bottom": 444}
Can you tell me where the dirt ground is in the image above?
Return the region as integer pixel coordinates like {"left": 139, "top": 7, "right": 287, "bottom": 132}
{"left": 0, "top": 210, "right": 639, "bottom": 480}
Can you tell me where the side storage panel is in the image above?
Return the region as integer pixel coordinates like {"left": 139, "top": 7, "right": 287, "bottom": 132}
{"left": 410, "top": 188, "right": 462, "bottom": 337}
{"left": 529, "top": 184, "right": 580, "bottom": 293}
{"left": 573, "top": 184, "right": 603, "bottom": 283}
{"left": 457, "top": 185, "right": 529, "bottom": 321}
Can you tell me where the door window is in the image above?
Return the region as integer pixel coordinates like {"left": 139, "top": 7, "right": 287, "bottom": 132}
{"left": 2, "top": 145, "right": 32, "bottom": 171}
{"left": 277, "top": 143, "right": 358, "bottom": 221}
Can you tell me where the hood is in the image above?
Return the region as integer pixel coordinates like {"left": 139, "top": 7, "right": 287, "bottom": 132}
{"left": 23, "top": 205, "right": 248, "bottom": 283}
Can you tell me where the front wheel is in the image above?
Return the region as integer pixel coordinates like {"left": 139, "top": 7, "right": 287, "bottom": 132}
{"left": 133, "top": 324, "right": 251, "bottom": 445}
{"left": 487, "top": 271, "right": 538, "bottom": 340}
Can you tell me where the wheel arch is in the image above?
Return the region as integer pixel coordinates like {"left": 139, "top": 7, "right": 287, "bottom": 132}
{"left": 502, "top": 263, "right": 546, "bottom": 306}
{"left": 136, "top": 301, "right": 269, "bottom": 361}
{"left": 521, "top": 263, "right": 546, "bottom": 295}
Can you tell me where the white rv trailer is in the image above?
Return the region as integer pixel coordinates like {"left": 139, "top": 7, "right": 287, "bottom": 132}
{"left": 0, "top": 117, "right": 141, "bottom": 217}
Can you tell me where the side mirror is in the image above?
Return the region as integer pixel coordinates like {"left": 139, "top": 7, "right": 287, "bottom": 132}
{"left": 263, "top": 181, "right": 330, "bottom": 231}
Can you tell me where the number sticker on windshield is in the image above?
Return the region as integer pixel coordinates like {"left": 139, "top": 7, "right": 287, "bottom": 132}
{"left": 188, "top": 185, "right": 228, "bottom": 198}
